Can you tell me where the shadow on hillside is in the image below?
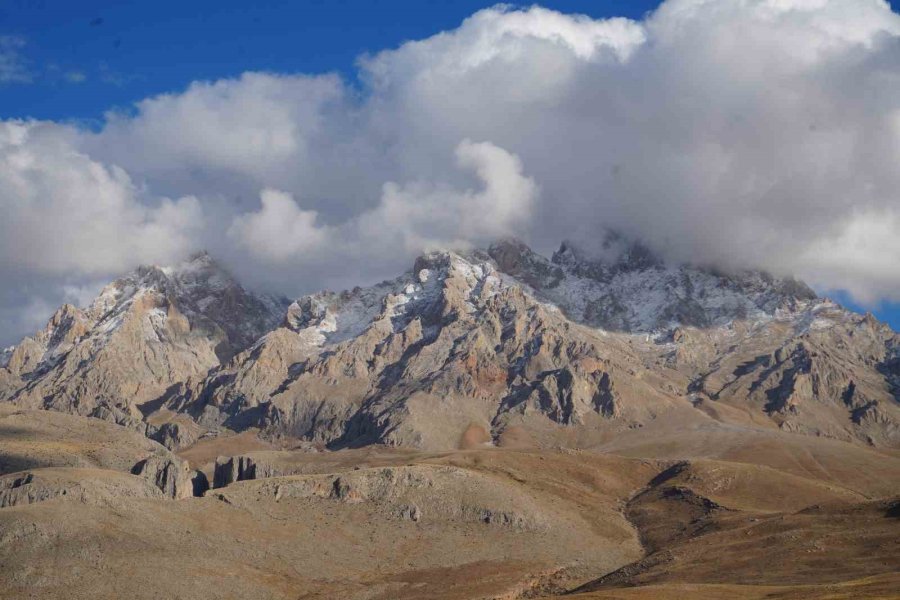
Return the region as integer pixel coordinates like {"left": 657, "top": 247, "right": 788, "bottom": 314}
{"left": 0, "top": 422, "right": 57, "bottom": 475}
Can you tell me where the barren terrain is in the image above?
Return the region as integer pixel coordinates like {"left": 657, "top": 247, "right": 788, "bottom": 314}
{"left": 1, "top": 241, "right": 898, "bottom": 598}
{"left": 0, "top": 406, "right": 897, "bottom": 599}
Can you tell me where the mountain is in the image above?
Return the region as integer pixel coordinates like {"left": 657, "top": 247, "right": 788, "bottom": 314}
{"left": 494, "top": 235, "right": 817, "bottom": 332}
{"left": 131, "top": 236, "right": 897, "bottom": 452}
{"left": 0, "top": 252, "right": 287, "bottom": 433}
{"left": 2, "top": 237, "right": 899, "bottom": 599}
{"left": 2, "top": 238, "right": 898, "bottom": 453}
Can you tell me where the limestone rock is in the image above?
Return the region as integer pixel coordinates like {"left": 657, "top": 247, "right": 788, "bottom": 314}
{"left": 4, "top": 237, "right": 899, "bottom": 453}
{"left": 157, "top": 238, "right": 900, "bottom": 451}
{"left": 131, "top": 455, "right": 208, "bottom": 499}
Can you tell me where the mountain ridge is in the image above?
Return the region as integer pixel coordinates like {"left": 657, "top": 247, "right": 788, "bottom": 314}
{"left": 2, "top": 236, "right": 898, "bottom": 453}
{"left": 1, "top": 236, "right": 899, "bottom": 600}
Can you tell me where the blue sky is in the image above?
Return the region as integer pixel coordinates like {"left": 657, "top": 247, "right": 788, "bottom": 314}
{"left": 0, "top": 0, "right": 659, "bottom": 122}
{"left": 0, "top": 0, "right": 898, "bottom": 333}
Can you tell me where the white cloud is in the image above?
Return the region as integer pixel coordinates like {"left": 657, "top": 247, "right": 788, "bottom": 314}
{"left": 91, "top": 72, "right": 347, "bottom": 199}
{"left": 64, "top": 71, "right": 86, "bottom": 83}
{"left": 228, "top": 189, "right": 328, "bottom": 263}
{"left": 227, "top": 140, "right": 536, "bottom": 274}
{"left": 356, "top": 140, "right": 538, "bottom": 254}
{"left": 0, "top": 36, "right": 31, "bottom": 84}
{"left": 0, "top": 120, "right": 201, "bottom": 275}
{"left": 2, "top": 0, "right": 900, "bottom": 343}
{"left": 799, "top": 210, "right": 900, "bottom": 304}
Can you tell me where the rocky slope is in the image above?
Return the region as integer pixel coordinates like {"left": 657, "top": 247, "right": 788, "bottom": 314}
{"left": 0, "top": 253, "right": 286, "bottom": 433}
{"left": 161, "top": 244, "right": 680, "bottom": 449}
{"left": 0, "top": 235, "right": 899, "bottom": 598}
{"left": 157, "top": 237, "right": 900, "bottom": 451}
{"left": 2, "top": 236, "right": 898, "bottom": 452}
{"left": 0, "top": 405, "right": 207, "bottom": 500}
{"left": 1, "top": 440, "right": 897, "bottom": 600}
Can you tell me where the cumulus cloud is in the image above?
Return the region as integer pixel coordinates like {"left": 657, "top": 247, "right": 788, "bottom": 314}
{"left": 89, "top": 73, "right": 352, "bottom": 206}
{"left": 798, "top": 210, "right": 900, "bottom": 303}
{"left": 228, "top": 140, "right": 537, "bottom": 279}
{"left": 2, "top": 0, "right": 900, "bottom": 343}
{"left": 0, "top": 121, "right": 202, "bottom": 276}
{"left": 355, "top": 139, "right": 538, "bottom": 254}
{"left": 228, "top": 189, "right": 328, "bottom": 263}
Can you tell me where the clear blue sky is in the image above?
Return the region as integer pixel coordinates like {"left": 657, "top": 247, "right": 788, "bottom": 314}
{"left": 1, "top": 0, "right": 898, "bottom": 331}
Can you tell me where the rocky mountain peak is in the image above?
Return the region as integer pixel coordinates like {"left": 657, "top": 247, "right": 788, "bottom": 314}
{"left": 84, "top": 252, "right": 288, "bottom": 361}
{"left": 1, "top": 302, "right": 93, "bottom": 377}
{"left": 0, "top": 252, "right": 288, "bottom": 431}
{"left": 281, "top": 249, "right": 505, "bottom": 352}
{"left": 487, "top": 238, "right": 563, "bottom": 290}
{"left": 152, "top": 236, "right": 900, "bottom": 453}
{"left": 552, "top": 232, "right": 663, "bottom": 280}
{"left": 281, "top": 236, "right": 820, "bottom": 354}
{"left": 483, "top": 235, "right": 821, "bottom": 333}
{"left": 3, "top": 237, "right": 898, "bottom": 459}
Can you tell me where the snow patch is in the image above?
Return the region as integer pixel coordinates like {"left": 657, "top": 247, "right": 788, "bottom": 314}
{"left": 0, "top": 346, "right": 14, "bottom": 368}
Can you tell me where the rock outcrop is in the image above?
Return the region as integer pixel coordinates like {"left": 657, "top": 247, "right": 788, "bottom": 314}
{"left": 131, "top": 455, "right": 209, "bottom": 499}
{"left": 212, "top": 448, "right": 320, "bottom": 488}
{"left": 0, "top": 468, "right": 164, "bottom": 508}
{"left": 214, "top": 465, "right": 549, "bottom": 531}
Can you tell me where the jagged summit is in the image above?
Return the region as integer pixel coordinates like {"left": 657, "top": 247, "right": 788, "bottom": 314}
{"left": 553, "top": 231, "right": 664, "bottom": 275}
{"left": 0, "top": 253, "right": 287, "bottom": 432}
{"left": 276, "top": 237, "right": 821, "bottom": 351}
{"left": 97, "top": 251, "right": 288, "bottom": 358}
{"left": 3, "top": 240, "right": 898, "bottom": 454}
{"left": 152, "top": 240, "right": 900, "bottom": 452}
{"left": 486, "top": 235, "right": 819, "bottom": 333}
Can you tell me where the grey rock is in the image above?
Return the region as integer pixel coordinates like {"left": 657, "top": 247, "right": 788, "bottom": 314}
{"left": 131, "top": 455, "right": 207, "bottom": 499}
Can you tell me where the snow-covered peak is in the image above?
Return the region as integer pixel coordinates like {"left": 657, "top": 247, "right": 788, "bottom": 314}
{"left": 93, "top": 252, "right": 282, "bottom": 319}
{"left": 283, "top": 250, "right": 508, "bottom": 347}
{"left": 159, "top": 251, "right": 232, "bottom": 293}
{"left": 485, "top": 236, "right": 819, "bottom": 334}
{"left": 278, "top": 239, "right": 827, "bottom": 347}
{"left": 552, "top": 233, "right": 663, "bottom": 280}
{"left": 5, "top": 253, "right": 288, "bottom": 377}
{"left": 96, "top": 252, "right": 229, "bottom": 306}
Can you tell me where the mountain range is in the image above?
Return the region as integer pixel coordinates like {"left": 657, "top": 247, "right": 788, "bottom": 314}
{"left": 3, "top": 234, "right": 898, "bottom": 453}
{"left": 1, "top": 234, "right": 898, "bottom": 599}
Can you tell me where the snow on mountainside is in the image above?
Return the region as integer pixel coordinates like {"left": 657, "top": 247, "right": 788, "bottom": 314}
{"left": 95, "top": 251, "right": 289, "bottom": 361}
{"left": 0, "top": 346, "right": 13, "bottom": 369}
{"left": 488, "top": 236, "right": 818, "bottom": 334}
{"left": 0, "top": 253, "right": 288, "bottom": 431}
{"left": 271, "top": 235, "right": 822, "bottom": 355}
{"left": 280, "top": 252, "right": 507, "bottom": 348}
{"left": 155, "top": 237, "right": 900, "bottom": 452}
{"left": 3, "top": 235, "right": 898, "bottom": 452}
